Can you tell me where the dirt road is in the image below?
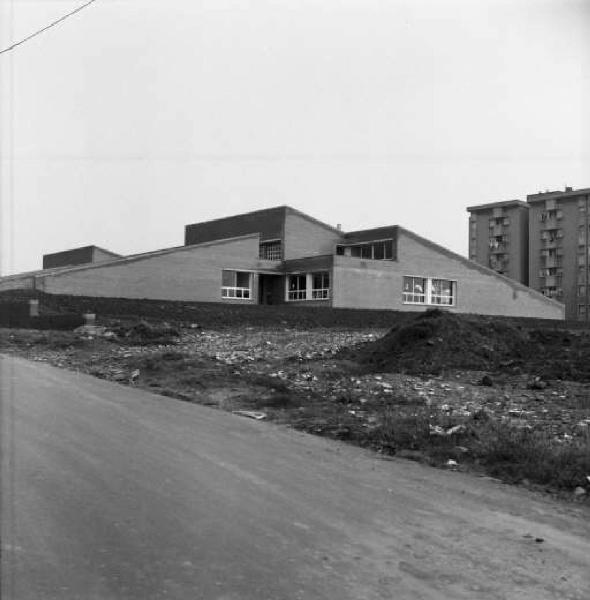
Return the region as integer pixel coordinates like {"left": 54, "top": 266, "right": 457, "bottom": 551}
{"left": 1, "top": 355, "right": 588, "bottom": 599}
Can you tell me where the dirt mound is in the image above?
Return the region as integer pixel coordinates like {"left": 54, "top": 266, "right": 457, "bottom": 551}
{"left": 360, "top": 309, "right": 532, "bottom": 375}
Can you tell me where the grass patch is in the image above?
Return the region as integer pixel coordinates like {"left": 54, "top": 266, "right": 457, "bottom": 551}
{"left": 471, "top": 422, "right": 590, "bottom": 489}
{"left": 358, "top": 407, "right": 590, "bottom": 491}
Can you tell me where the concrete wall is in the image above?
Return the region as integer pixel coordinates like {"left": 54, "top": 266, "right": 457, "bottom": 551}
{"left": 283, "top": 211, "right": 342, "bottom": 260}
{"left": 333, "top": 231, "right": 564, "bottom": 319}
{"left": 506, "top": 205, "right": 529, "bottom": 285}
{"left": 332, "top": 258, "right": 401, "bottom": 310}
{"left": 36, "top": 236, "right": 271, "bottom": 303}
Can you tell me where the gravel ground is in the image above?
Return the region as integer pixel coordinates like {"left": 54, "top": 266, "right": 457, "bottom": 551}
{"left": 1, "top": 324, "right": 589, "bottom": 498}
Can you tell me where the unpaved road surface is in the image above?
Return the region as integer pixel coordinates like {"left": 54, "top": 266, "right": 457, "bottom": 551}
{"left": 1, "top": 355, "right": 589, "bottom": 600}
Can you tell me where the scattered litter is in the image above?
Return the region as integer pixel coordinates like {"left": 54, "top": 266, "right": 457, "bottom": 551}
{"left": 430, "top": 424, "right": 466, "bottom": 436}
{"left": 232, "top": 410, "right": 267, "bottom": 420}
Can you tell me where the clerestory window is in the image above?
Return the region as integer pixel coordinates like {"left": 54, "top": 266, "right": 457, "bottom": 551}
{"left": 336, "top": 240, "right": 394, "bottom": 260}
{"left": 259, "top": 240, "right": 282, "bottom": 261}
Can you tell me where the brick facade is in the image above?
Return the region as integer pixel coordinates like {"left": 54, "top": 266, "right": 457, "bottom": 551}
{"left": 2, "top": 206, "right": 565, "bottom": 319}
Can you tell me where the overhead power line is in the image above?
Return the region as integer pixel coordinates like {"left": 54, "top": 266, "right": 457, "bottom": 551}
{"left": 0, "top": 0, "right": 98, "bottom": 56}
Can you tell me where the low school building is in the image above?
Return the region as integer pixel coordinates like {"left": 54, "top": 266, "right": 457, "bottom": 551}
{"left": 0, "top": 206, "right": 564, "bottom": 319}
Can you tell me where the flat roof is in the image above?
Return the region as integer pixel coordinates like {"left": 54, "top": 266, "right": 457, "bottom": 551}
{"left": 526, "top": 187, "right": 590, "bottom": 203}
{"left": 466, "top": 200, "right": 527, "bottom": 212}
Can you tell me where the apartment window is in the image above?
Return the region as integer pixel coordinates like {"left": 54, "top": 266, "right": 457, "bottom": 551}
{"left": 431, "top": 279, "right": 455, "bottom": 305}
{"left": 311, "top": 272, "right": 330, "bottom": 299}
{"left": 259, "top": 240, "right": 282, "bottom": 261}
{"left": 221, "top": 270, "right": 252, "bottom": 299}
{"left": 579, "top": 305, "right": 588, "bottom": 317}
{"left": 288, "top": 275, "right": 307, "bottom": 301}
{"left": 402, "top": 277, "right": 426, "bottom": 304}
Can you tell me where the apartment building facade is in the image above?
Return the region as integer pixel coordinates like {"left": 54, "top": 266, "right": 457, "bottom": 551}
{"left": 468, "top": 186, "right": 590, "bottom": 320}
{"left": 527, "top": 187, "right": 590, "bottom": 321}
{"left": 467, "top": 200, "right": 529, "bottom": 285}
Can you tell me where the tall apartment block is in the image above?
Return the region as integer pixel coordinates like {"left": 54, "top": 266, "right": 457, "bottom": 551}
{"left": 468, "top": 186, "right": 590, "bottom": 320}
{"left": 466, "top": 200, "right": 529, "bottom": 285}
{"left": 527, "top": 187, "right": 590, "bottom": 321}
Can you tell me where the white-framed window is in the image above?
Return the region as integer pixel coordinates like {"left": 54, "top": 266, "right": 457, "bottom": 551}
{"left": 288, "top": 274, "right": 307, "bottom": 300}
{"left": 402, "top": 276, "right": 426, "bottom": 304}
{"left": 430, "top": 279, "right": 455, "bottom": 305}
{"left": 311, "top": 271, "right": 330, "bottom": 299}
{"left": 221, "top": 270, "right": 252, "bottom": 299}
{"left": 286, "top": 271, "right": 331, "bottom": 301}
{"left": 402, "top": 276, "right": 456, "bottom": 307}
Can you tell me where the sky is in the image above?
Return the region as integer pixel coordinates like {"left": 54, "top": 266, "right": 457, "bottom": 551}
{"left": 0, "top": 0, "right": 589, "bottom": 275}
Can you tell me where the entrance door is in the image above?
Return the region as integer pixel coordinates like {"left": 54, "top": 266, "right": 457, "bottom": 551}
{"left": 258, "top": 275, "right": 284, "bottom": 305}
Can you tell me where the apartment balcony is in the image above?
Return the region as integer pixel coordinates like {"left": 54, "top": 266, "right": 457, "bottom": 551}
{"left": 543, "top": 275, "right": 558, "bottom": 287}
{"left": 539, "top": 208, "right": 562, "bottom": 223}
{"left": 540, "top": 221, "right": 562, "bottom": 232}
{"left": 490, "top": 245, "right": 509, "bottom": 255}
{"left": 544, "top": 257, "right": 562, "bottom": 269}
{"left": 542, "top": 288, "right": 562, "bottom": 300}
{"left": 490, "top": 260, "right": 507, "bottom": 271}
